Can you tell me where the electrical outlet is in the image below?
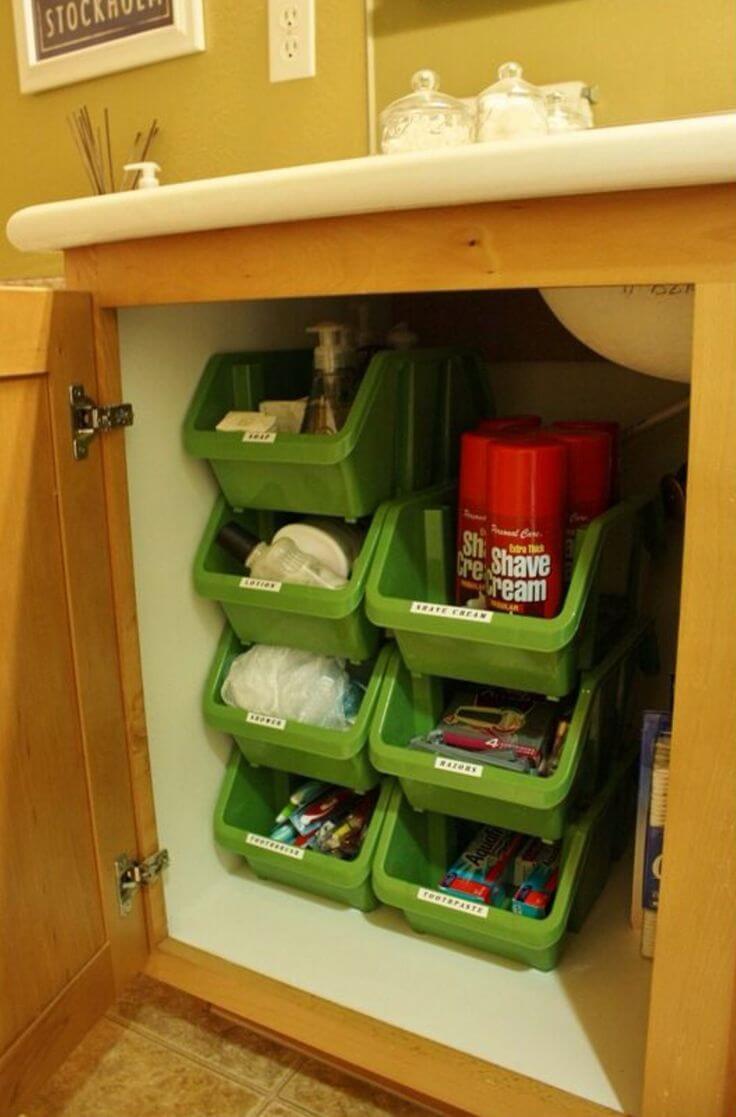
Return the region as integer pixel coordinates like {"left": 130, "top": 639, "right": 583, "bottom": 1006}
{"left": 268, "top": 0, "right": 316, "bottom": 83}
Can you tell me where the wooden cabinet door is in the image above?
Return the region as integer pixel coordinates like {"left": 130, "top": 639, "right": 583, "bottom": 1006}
{"left": 0, "top": 289, "right": 154, "bottom": 1114}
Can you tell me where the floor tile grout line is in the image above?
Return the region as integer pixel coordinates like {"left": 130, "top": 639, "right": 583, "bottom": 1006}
{"left": 266, "top": 1096, "right": 331, "bottom": 1117}
{"left": 250, "top": 1097, "right": 279, "bottom": 1117}
{"left": 277, "top": 1063, "right": 444, "bottom": 1117}
{"left": 104, "top": 1011, "right": 285, "bottom": 1098}
{"left": 273, "top": 1065, "right": 300, "bottom": 1094}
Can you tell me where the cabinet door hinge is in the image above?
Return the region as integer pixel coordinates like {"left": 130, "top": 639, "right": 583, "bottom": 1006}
{"left": 70, "top": 383, "right": 133, "bottom": 460}
{"left": 115, "top": 849, "right": 169, "bottom": 916}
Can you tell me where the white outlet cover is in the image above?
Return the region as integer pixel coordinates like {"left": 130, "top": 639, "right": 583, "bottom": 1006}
{"left": 268, "top": 0, "right": 316, "bottom": 82}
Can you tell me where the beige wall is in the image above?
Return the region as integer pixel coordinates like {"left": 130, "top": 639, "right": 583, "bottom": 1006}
{"left": 0, "top": 1, "right": 368, "bottom": 279}
{"left": 372, "top": 0, "right": 736, "bottom": 136}
{"left": 4, "top": 0, "right": 735, "bottom": 279}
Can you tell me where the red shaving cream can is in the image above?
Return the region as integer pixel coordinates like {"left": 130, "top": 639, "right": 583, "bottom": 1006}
{"left": 455, "top": 419, "right": 542, "bottom": 605}
{"left": 456, "top": 431, "right": 490, "bottom": 606}
{"left": 550, "top": 427, "right": 613, "bottom": 580}
{"left": 485, "top": 434, "right": 567, "bottom": 618}
{"left": 551, "top": 420, "right": 620, "bottom": 501}
{"left": 476, "top": 415, "right": 541, "bottom": 436}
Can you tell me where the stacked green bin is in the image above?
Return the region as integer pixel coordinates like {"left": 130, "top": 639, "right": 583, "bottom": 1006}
{"left": 215, "top": 747, "right": 394, "bottom": 911}
{"left": 369, "top": 621, "right": 656, "bottom": 840}
{"left": 184, "top": 348, "right": 493, "bottom": 517}
{"left": 204, "top": 625, "right": 390, "bottom": 791}
{"left": 187, "top": 344, "right": 495, "bottom": 833}
{"left": 193, "top": 496, "right": 387, "bottom": 662}
{"left": 372, "top": 754, "right": 635, "bottom": 970}
{"left": 366, "top": 483, "right": 649, "bottom": 697}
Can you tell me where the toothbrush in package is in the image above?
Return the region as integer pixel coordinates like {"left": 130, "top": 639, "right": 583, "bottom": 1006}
{"left": 440, "top": 826, "right": 524, "bottom": 906}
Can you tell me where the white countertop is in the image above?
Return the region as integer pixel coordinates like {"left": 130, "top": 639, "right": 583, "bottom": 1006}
{"left": 8, "top": 113, "right": 736, "bottom": 254}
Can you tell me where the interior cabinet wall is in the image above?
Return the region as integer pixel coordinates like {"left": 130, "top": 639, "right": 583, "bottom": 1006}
{"left": 119, "top": 293, "right": 686, "bottom": 937}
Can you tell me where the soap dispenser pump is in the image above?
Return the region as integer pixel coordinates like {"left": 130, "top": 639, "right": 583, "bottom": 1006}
{"left": 124, "top": 161, "right": 162, "bottom": 189}
{"left": 301, "top": 322, "right": 358, "bottom": 435}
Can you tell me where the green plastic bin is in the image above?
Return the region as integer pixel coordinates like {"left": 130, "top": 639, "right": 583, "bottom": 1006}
{"left": 214, "top": 748, "right": 393, "bottom": 911}
{"left": 369, "top": 621, "right": 656, "bottom": 840}
{"left": 183, "top": 348, "right": 493, "bottom": 518}
{"left": 193, "top": 496, "right": 386, "bottom": 662}
{"left": 366, "top": 483, "right": 648, "bottom": 696}
{"left": 372, "top": 755, "right": 634, "bottom": 970}
{"left": 204, "top": 625, "right": 388, "bottom": 791}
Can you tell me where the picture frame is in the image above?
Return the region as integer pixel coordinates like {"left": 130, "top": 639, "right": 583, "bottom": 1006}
{"left": 12, "top": 0, "right": 205, "bottom": 94}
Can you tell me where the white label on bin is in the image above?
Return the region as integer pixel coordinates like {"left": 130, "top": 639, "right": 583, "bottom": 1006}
{"left": 246, "top": 833, "right": 305, "bottom": 859}
{"left": 239, "top": 576, "right": 282, "bottom": 593}
{"left": 246, "top": 712, "right": 286, "bottom": 731}
{"left": 410, "top": 602, "right": 492, "bottom": 623}
{"left": 434, "top": 756, "right": 483, "bottom": 778}
{"left": 242, "top": 431, "right": 277, "bottom": 444}
{"left": 417, "top": 888, "right": 489, "bottom": 918}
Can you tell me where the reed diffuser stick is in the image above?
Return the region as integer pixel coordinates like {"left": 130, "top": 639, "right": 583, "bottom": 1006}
{"left": 131, "top": 119, "right": 159, "bottom": 190}
{"left": 104, "top": 108, "right": 115, "bottom": 193}
{"left": 68, "top": 107, "right": 160, "bottom": 194}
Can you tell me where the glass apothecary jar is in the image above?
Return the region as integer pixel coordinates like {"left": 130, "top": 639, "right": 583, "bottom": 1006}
{"left": 545, "top": 91, "right": 589, "bottom": 134}
{"left": 380, "top": 70, "right": 475, "bottom": 154}
{"left": 476, "top": 62, "right": 549, "bottom": 141}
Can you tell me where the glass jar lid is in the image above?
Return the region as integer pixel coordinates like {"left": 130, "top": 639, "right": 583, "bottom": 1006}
{"left": 476, "top": 61, "right": 548, "bottom": 140}
{"left": 382, "top": 69, "right": 470, "bottom": 120}
{"left": 479, "top": 61, "right": 543, "bottom": 103}
{"left": 380, "top": 70, "right": 475, "bottom": 153}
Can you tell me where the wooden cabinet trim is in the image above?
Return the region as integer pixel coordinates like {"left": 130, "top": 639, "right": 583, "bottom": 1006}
{"left": 641, "top": 281, "right": 736, "bottom": 1117}
{"left": 56, "top": 188, "right": 736, "bottom": 1117}
{"left": 148, "top": 938, "right": 619, "bottom": 1117}
{"left": 0, "top": 947, "right": 114, "bottom": 1116}
{"left": 0, "top": 287, "right": 54, "bottom": 376}
{"left": 64, "top": 184, "right": 736, "bottom": 307}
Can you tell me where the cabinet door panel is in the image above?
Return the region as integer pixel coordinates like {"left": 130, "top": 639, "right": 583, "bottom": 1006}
{"left": 0, "top": 372, "right": 106, "bottom": 1052}
{"left": 0, "top": 289, "right": 153, "bottom": 1114}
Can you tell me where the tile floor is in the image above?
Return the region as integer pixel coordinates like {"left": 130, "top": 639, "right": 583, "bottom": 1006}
{"left": 23, "top": 975, "right": 443, "bottom": 1117}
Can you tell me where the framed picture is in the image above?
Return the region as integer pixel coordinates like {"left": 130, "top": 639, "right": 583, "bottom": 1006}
{"left": 12, "top": 0, "right": 205, "bottom": 93}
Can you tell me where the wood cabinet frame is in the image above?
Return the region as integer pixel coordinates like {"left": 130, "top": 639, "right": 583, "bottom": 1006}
{"left": 58, "top": 182, "right": 736, "bottom": 1117}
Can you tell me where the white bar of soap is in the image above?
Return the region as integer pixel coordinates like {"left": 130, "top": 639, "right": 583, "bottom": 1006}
{"left": 259, "top": 398, "right": 308, "bottom": 433}
{"left": 216, "top": 411, "right": 277, "bottom": 433}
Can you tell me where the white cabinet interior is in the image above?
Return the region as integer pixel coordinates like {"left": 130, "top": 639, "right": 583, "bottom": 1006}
{"left": 118, "top": 297, "right": 687, "bottom": 1114}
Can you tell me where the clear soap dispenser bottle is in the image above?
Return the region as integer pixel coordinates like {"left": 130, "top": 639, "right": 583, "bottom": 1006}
{"left": 476, "top": 62, "right": 548, "bottom": 141}
{"left": 301, "top": 322, "right": 358, "bottom": 435}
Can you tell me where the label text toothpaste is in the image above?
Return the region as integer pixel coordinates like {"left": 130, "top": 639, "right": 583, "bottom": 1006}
{"left": 417, "top": 888, "right": 489, "bottom": 918}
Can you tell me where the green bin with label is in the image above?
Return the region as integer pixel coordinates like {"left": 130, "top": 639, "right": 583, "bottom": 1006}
{"left": 183, "top": 348, "right": 493, "bottom": 518}
{"left": 369, "top": 621, "right": 656, "bottom": 840}
{"left": 371, "top": 755, "right": 634, "bottom": 970}
{"left": 204, "top": 625, "right": 387, "bottom": 791}
{"left": 193, "top": 496, "right": 386, "bottom": 661}
{"left": 214, "top": 748, "right": 394, "bottom": 911}
{"left": 366, "top": 483, "right": 649, "bottom": 696}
